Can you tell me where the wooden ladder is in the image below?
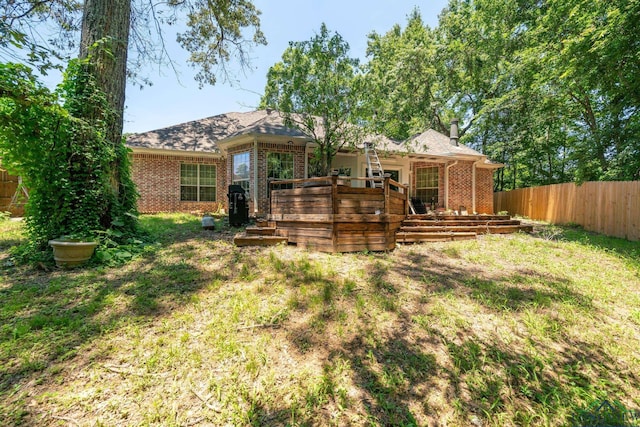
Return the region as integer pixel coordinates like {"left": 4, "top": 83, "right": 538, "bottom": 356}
{"left": 364, "top": 142, "right": 384, "bottom": 188}
{"left": 9, "top": 176, "right": 29, "bottom": 209}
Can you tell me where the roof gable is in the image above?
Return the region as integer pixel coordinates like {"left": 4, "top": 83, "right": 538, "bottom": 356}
{"left": 126, "top": 110, "right": 292, "bottom": 153}
{"left": 405, "top": 129, "right": 484, "bottom": 158}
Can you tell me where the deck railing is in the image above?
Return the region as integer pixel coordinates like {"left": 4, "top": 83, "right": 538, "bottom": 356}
{"left": 268, "top": 174, "right": 408, "bottom": 218}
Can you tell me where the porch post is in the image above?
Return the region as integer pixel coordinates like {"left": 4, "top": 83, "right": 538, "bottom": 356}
{"left": 253, "top": 138, "right": 259, "bottom": 213}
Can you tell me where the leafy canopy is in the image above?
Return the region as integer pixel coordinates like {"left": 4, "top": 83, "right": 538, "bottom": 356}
{"left": 0, "top": 0, "right": 266, "bottom": 88}
{"left": 260, "top": 23, "right": 364, "bottom": 176}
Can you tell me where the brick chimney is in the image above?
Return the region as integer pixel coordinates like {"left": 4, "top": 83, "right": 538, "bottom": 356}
{"left": 450, "top": 119, "right": 459, "bottom": 146}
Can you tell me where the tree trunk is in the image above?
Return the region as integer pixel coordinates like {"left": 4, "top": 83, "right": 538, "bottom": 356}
{"left": 79, "top": 0, "right": 132, "bottom": 226}
{"left": 79, "top": 0, "right": 130, "bottom": 145}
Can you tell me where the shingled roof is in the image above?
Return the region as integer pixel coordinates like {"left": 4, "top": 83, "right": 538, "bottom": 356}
{"left": 405, "top": 129, "right": 484, "bottom": 157}
{"left": 126, "top": 110, "right": 490, "bottom": 161}
{"left": 125, "top": 110, "right": 295, "bottom": 154}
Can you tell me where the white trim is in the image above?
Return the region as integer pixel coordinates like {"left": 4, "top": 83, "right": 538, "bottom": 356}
{"left": 444, "top": 160, "right": 458, "bottom": 209}
{"left": 253, "top": 138, "right": 258, "bottom": 213}
{"left": 129, "top": 146, "right": 223, "bottom": 159}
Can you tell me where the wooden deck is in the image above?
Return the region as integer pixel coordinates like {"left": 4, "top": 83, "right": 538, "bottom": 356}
{"left": 235, "top": 175, "right": 408, "bottom": 252}
{"left": 232, "top": 177, "right": 533, "bottom": 252}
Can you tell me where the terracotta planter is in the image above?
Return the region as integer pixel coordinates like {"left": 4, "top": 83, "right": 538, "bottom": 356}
{"left": 49, "top": 239, "right": 98, "bottom": 268}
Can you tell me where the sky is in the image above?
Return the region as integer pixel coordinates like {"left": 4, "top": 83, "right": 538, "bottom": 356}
{"left": 121, "top": 0, "right": 449, "bottom": 134}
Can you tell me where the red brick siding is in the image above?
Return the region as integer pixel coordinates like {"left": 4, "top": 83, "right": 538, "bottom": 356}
{"left": 131, "top": 149, "right": 497, "bottom": 216}
{"left": 132, "top": 153, "right": 226, "bottom": 213}
{"left": 448, "top": 161, "right": 474, "bottom": 212}
{"left": 409, "top": 160, "right": 496, "bottom": 213}
{"left": 476, "top": 168, "right": 495, "bottom": 214}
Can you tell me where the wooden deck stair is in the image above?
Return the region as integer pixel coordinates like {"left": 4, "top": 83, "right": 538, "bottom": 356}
{"left": 234, "top": 216, "right": 533, "bottom": 248}
{"left": 396, "top": 214, "right": 533, "bottom": 243}
{"left": 233, "top": 220, "right": 288, "bottom": 247}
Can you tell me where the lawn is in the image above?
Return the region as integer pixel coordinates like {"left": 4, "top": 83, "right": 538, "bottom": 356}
{"left": 1, "top": 214, "right": 639, "bottom": 426}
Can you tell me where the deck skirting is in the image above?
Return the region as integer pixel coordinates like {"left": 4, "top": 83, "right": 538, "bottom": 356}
{"left": 269, "top": 176, "right": 407, "bottom": 252}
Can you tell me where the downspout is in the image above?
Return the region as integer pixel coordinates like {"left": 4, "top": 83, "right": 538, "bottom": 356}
{"left": 445, "top": 160, "right": 458, "bottom": 210}
{"left": 253, "top": 137, "right": 258, "bottom": 214}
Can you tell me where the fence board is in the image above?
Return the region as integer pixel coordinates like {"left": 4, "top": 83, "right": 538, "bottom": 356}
{"left": 494, "top": 181, "right": 640, "bottom": 241}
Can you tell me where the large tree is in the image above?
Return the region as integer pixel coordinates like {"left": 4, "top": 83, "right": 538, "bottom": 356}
{"left": 362, "top": 0, "right": 639, "bottom": 189}
{"left": 362, "top": 9, "right": 447, "bottom": 140}
{"left": 1, "top": 0, "right": 265, "bottom": 250}
{"left": 260, "top": 23, "right": 364, "bottom": 177}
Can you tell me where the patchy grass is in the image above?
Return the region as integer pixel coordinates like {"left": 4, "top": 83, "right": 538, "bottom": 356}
{"left": 1, "top": 215, "right": 639, "bottom": 426}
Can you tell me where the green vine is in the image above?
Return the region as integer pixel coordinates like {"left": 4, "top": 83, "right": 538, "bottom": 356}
{"left": 0, "top": 60, "right": 140, "bottom": 264}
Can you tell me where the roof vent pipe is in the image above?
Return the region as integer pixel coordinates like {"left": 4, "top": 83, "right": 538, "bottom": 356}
{"left": 450, "top": 119, "right": 459, "bottom": 146}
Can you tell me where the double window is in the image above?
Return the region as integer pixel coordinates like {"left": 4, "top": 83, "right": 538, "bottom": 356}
{"left": 180, "top": 164, "right": 216, "bottom": 202}
{"left": 415, "top": 166, "right": 439, "bottom": 205}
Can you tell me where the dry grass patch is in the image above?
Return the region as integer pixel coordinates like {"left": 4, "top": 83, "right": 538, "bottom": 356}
{"left": 1, "top": 214, "right": 639, "bottom": 426}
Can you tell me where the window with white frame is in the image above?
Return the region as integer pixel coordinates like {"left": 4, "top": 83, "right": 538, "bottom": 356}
{"left": 267, "top": 152, "right": 294, "bottom": 194}
{"left": 232, "top": 152, "right": 250, "bottom": 194}
{"left": 180, "top": 163, "right": 216, "bottom": 202}
{"left": 415, "top": 166, "right": 439, "bottom": 205}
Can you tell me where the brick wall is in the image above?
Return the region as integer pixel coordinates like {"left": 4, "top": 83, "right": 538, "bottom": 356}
{"left": 131, "top": 149, "right": 497, "bottom": 216}
{"left": 410, "top": 160, "right": 496, "bottom": 214}
{"left": 476, "top": 168, "right": 495, "bottom": 214}
{"left": 132, "top": 153, "right": 226, "bottom": 213}
{"left": 448, "top": 161, "right": 474, "bottom": 212}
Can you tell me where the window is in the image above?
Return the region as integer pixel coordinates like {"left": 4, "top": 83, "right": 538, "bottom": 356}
{"left": 232, "top": 152, "right": 250, "bottom": 194}
{"left": 415, "top": 167, "right": 439, "bottom": 206}
{"left": 180, "top": 164, "right": 216, "bottom": 201}
{"left": 267, "top": 152, "right": 294, "bottom": 194}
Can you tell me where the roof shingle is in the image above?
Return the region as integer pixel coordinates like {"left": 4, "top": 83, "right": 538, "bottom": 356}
{"left": 126, "top": 110, "right": 489, "bottom": 161}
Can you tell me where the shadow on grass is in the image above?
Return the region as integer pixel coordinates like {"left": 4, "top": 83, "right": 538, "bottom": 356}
{"left": 395, "top": 251, "right": 594, "bottom": 312}
{"left": 558, "top": 225, "right": 640, "bottom": 268}
{"left": 0, "top": 214, "right": 238, "bottom": 423}
{"left": 248, "top": 247, "right": 639, "bottom": 425}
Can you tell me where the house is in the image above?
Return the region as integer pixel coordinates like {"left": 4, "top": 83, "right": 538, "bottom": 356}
{"left": 125, "top": 110, "right": 501, "bottom": 216}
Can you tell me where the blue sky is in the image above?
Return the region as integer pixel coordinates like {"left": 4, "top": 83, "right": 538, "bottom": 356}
{"left": 123, "top": 0, "right": 449, "bottom": 134}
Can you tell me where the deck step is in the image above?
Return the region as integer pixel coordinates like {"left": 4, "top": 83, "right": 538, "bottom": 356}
{"left": 402, "top": 219, "right": 521, "bottom": 227}
{"left": 245, "top": 226, "right": 277, "bottom": 236}
{"left": 400, "top": 224, "right": 533, "bottom": 234}
{"left": 396, "top": 231, "right": 477, "bottom": 243}
{"left": 233, "top": 233, "right": 288, "bottom": 247}
{"left": 255, "top": 219, "right": 276, "bottom": 228}
{"left": 406, "top": 214, "right": 511, "bottom": 221}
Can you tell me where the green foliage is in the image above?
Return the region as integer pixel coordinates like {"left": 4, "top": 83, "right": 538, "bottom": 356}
{"left": 362, "top": 0, "right": 640, "bottom": 188}
{"left": 0, "top": 61, "right": 139, "bottom": 263}
{"left": 0, "top": 1, "right": 82, "bottom": 74}
{"left": 175, "top": 0, "right": 267, "bottom": 87}
{"left": 260, "top": 23, "right": 365, "bottom": 176}
{"left": 362, "top": 9, "right": 448, "bottom": 140}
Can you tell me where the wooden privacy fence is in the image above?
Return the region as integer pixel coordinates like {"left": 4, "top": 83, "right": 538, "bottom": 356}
{"left": 0, "top": 169, "right": 25, "bottom": 217}
{"left": 494, "top": 181, "right": 640, "bottom": 241}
